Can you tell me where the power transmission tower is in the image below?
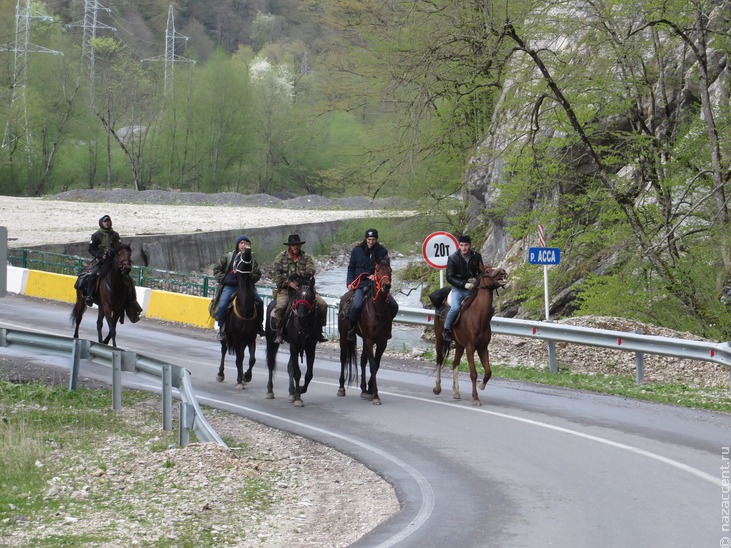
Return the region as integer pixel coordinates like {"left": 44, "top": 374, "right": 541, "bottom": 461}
{"left": 142, "top": 5, "right": 195, "bottom": 95}
{"left": 1, "top": 0, "right": 62, "bottom": 154}
{"left": 66, "top": 0, "right": 116, "bottom": 93}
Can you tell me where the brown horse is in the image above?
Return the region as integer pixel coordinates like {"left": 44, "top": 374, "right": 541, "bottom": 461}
{"left": 337, "top": 258, "right": 393, "bottom": 405}
{"left": 265, "top": 277, "right": 320, "bottom": 406}
{"left": 216, "top": 247, "right": 258, "bottom": 389}
{"left": 71, "top": 243, "right": 133, "bottom": 347}
{"left": 433, "top": 267, "right": 507, "bottom": 405}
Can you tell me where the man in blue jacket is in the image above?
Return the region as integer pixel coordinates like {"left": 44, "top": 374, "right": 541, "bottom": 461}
{"left": 346, "top": 228, "right": 399, "bottom": 341}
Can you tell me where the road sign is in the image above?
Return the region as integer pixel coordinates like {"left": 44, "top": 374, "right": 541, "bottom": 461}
{"left": 528, "top": 247, "right": 560, "bottom": 265}
{"left": 422, "top": 231, "right": 458, "bottom": 269}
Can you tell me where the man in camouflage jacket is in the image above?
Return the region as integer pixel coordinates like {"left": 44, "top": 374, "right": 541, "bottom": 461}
{"left": 271, "top": 234, "right": 328, "bottom": 344}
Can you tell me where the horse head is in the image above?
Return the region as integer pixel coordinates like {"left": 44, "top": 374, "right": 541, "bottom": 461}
{"left": 233, "top": 248, "right": 254, "bottom": 274}
{"left": 112, "top": 243, "right": 132, "bottom": 274}
{"left": 292, "top": 277, "right": 316, "bottom": 312}
{"left": 478, "top": 267, "right": 508, "bottom": 290}
{"left": 374, "top": 258, "right": 392, "bottom": 296}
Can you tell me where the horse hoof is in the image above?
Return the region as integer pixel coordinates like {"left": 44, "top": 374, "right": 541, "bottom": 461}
{"left": 266, "top": 392, "right": 274, "bottom": 400}
{"left": 244, "top": 371, "right": 253, "bottom": 383}
{"left": 453, "top": 394, "right": 461, "bottom": 400}
{"left": 337, "top": 388, "right": 346, "bottom": 397}
{"left": 294, "top": 400, "right": 304, "bottom": 407}
{"left": 360, "top": 392, "right": 373, "bottom": 401}
{"left": 433, "top": 387, "right": 441, "bottom": 395}
{"left": 472, "top": 399, "right": 482, "bottom": 406}
{"left": 235, "top": 383, "right": 245, "bottom": 390}
{"left": 289, "top": 395, "right": 295, "bottom": 402}
{"left": 478, "top": 381, "right": 485, "bottom": 390}
{"left": 216, "top": 374, "right": 224, "bottom": 382}
{"left": 372, "top": 398, "right": 382, "bottom": 405}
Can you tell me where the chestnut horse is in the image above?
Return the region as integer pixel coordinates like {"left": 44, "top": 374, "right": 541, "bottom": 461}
{"left": 433, "top": 267, "right": 507, "bottom": 405}
{"left": 337, "top": 258, "right": 393, "bottom": 405}
{"left": 71, "top": 243, "right": 133, "bottom": 347}
{"left": 216, "top": 248, "right": 258, "bottom": 389}
{"left": 265, "top": 277, "right": 320, "bottom": 406}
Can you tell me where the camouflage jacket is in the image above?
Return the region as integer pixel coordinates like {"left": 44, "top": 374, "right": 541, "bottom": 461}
{"left": 271, "top": 249, "right": 316, "bottom": 290}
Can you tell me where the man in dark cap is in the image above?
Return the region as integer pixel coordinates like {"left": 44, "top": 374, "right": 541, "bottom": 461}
{"left": 345, "top": 228, "right": 399, "bottom": 341}
{"left": 270, "top": 234, "right": 328, "bottom": 344}
{"left": 442, "top": 234, "right": 484, "bottom": 342}
{"left": 211, "top": 235, "right": 265, "bottom": 341}
{"left": 76, "top": 215, "right": 142, "bottom": 322}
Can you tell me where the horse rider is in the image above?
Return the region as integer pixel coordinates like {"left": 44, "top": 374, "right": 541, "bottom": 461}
{"left": 442, "top": 234, "right": 485, "bottom": 342}
{"left": 346, "top": 228, "right": 399, "bottom": 341}
{"left": 77, "top": 215, "right": 142, "bottom": 322}
{"left": 271, "top": 234, "right": 329, "bottom": 344}
{"left": 212, "top": 235, "right": 266, "bottom": 341}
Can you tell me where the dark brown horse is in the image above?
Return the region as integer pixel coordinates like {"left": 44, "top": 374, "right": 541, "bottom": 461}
{"left": 337, "top": 258, "right": 393, "bottom": 405}
{"left": 265, "top": 277, "right": 320, "bottom": 406}
{"left": 433, "top": 267, "right": 507, "bottom": 405}
{"left": 216, "top": 248, "right": 258, "bottom": 389}
{"left": 71, "top": 243, "right": 133, "bottom": 347}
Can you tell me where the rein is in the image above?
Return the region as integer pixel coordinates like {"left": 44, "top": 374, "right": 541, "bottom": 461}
{"left": 232, "top": 296, "right": 256, "bottom": 321}
{"left": 373, "top": 272, "right": 391, "bottom": 302}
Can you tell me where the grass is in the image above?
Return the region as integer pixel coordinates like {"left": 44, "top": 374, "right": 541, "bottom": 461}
{"left": 420, "top": 349, "right": 731, "bottom": 414}
{"left": 0, "top": 379, "right": 276, "bottom": 546}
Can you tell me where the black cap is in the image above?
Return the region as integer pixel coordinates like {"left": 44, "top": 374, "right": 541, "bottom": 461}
{"left": 365, "top": 228, "right": 378, "bottom": 239}
{"left": 458, "top": 235, "right": 471, "bottom": 244}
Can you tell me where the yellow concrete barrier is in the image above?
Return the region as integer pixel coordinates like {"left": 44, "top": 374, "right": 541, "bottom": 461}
{"left": 146, "top": 289, "right": 215, "bottom": 329}
{"left": 25, "top": 270, "right": 77, "bottom": 303}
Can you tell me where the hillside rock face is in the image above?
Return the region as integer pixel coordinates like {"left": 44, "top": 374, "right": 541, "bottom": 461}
{"left": 463, "top": 4, "right": 731, "bottom": 320}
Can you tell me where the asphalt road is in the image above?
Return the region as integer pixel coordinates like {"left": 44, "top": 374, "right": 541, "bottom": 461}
{"left": 1, "top": 294, "right": 729, "bottom": 547}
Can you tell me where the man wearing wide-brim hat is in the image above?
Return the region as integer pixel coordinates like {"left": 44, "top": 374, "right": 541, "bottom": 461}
{"left": 270, "top": 234, "right": 329, "bottom": 344}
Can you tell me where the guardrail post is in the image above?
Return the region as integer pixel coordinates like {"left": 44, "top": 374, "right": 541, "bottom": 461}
{"left": 635, "top": 351, "right": 645, "bottom": 385}
{"left": 179, "top": 402, "right": 194, "bottom": 447}
{"left": 112, "top": 350, "right": 122, "bottom": 410}
{"left": 69, "top": 338, "right": 82, "bottom": 390}
{"left": 0, "top": 328, "right": 7, "bottom": 347}
{"left": 162, "top": 364, "right": 172, "bottom": 431}
{"left": 547, "top": 340, "right": 558, "bottom": 373}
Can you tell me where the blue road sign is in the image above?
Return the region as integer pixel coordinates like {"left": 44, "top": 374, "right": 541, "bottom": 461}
{"left": 528, "top": 247, "right": 560, "bottom": 265}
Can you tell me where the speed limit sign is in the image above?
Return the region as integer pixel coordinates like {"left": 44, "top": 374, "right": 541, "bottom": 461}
{"left": 422, "top": 231, "right": 458, "bottom": 269}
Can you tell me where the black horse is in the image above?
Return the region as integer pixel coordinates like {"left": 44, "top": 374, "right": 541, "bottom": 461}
{"left": 265, "top": 277, "right": 320, "bottom": 406}
{"left": 71, "top": 243, "right": 133, "bottom": 347}
{"left": 216, "top": 248, "right": 258, "bottom": 389}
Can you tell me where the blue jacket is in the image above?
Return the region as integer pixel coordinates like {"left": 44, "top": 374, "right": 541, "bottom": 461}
{"left": 347, "top": 241, "right": 389, "bottom": 287}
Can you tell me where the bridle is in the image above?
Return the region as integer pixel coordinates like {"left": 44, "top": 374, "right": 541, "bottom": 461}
{"left": 231, "top": 251, "right": 256, "bottom": 320}
{"left": 372, "top": 264, "right": 392, "bottom": 302}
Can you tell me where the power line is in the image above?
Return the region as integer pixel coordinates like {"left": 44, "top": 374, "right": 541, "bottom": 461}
{"left": 66, "top": 0, "right": 116, "bottom": 94}
{"left": 141, "top": 5, "right": 195, "bottom": 95}
{"left": 0, "top": 0, "right": 62, "bottom": 155}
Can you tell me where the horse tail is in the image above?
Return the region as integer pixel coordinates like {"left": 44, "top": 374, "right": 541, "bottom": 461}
{"left": 70, "top": 296, "right": 85, "bottom": 328}
{"left": 345, "top": 338, "right": 358, "bottom": 386}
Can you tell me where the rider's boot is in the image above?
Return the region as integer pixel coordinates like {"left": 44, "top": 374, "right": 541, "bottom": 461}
{"left": 217, "top": 321, "right": 226, "bottom": 341}
{"left": 84, "top": 293, "right": 94, "bottom": 307}
{"left": 442, "top": 328, "right": 452, "bottom": 342}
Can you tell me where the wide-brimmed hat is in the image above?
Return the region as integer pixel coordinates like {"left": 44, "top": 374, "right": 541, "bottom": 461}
{"left": 284, "top": 234, "right": 305, "bottom": 245}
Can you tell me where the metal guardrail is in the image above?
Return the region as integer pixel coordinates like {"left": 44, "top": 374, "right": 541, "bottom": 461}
{"left": 8, "top": 247, "right": 731, "bottom": 391}
{"left": 394, "top": 306, "right": 731, "bottom": 392}
{"left": 0, "top": 327, "right": 225, "bottom": 447}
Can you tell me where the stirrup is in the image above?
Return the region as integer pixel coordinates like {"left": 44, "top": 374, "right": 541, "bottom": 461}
{"left": 318, "top": 331, "right": 329, "bottom": 343}
{"left": 84, "top": 295, "right": 94, "bottom": 307}
{"left": 273, "top": 333, "right": 284, "bottom": 344}
{"left": 347, "top": 327, "right": 356, "bottom": 342}
{"left": 442, "top": 329, "right": 452, "bottom": 342}
{"left": 217, "top": 328, "right": 226, "bottom": 341}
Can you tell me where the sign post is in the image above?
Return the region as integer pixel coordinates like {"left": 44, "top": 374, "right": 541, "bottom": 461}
{"left": 422, "top": 231, "right": 458, "bottom": 287}
{"left": 528, "top": 225, "right": 560, "bottom": 320}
